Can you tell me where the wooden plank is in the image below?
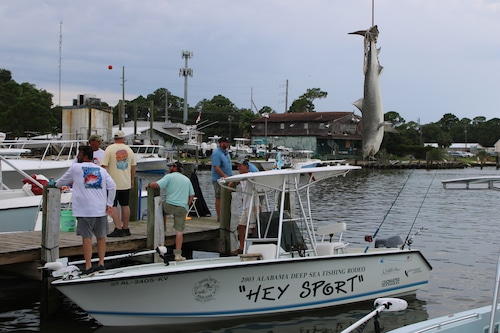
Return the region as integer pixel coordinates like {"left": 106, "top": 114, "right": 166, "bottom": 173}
{"left": 0, "top": 217, "right": 220, "bottom": 267}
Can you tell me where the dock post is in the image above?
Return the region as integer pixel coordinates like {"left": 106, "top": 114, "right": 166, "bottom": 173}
{"left": 40, "top": 185, "right": 62, "bottom": 321}
{"left": 220, "top": 185, "right": 231, "bottom": 255}
{"left": 129, "top": 176, "right": 139, "bottom": 221}
{"left": 41, "top": 187, "right": 61, "bottom": 262}
{"left": 146, "top": 187, "right": 165, "bottom": 262}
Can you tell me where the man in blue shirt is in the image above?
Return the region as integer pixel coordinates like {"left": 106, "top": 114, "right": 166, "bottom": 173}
{"left": 211, "top": 137, "right": 232, "bottom": 221}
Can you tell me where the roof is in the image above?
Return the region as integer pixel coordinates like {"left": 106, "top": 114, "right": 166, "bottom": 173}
{"left": 252, "top": 112, "right": 357, "bottom": 123}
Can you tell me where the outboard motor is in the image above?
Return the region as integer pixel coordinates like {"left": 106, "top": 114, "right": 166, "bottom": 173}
{"left": 375, "top": 235, "right": 404, "bottom": 248}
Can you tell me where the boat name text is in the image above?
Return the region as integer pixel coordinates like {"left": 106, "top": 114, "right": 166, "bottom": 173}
{"left": 239, "top": 266, "right": 365, "bottom": 283}
{"left": 239, "top": 274, "right": 365, "bottom": 302}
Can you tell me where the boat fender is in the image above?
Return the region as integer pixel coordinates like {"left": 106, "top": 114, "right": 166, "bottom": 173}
{"left": 43, "top": 262, "right": 64, "bottom": 271}
{"left": 52, "top": 265, "right": 80, "bottom": 279}
{"left": 373, "top": 298, "right": 408, "bottom": 311}
{"left": 374, "top": 235, "right": 404, "bottom": 248}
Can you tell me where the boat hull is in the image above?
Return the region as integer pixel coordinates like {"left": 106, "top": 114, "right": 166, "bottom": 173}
{"left": 135, "top": 158, "right": 166, "bottom": 174}
{"left": 53, "top": 248, "right": 431, "bottom": 326}
{"left": 1, "top": 160, "right": 73, "bottom": 189}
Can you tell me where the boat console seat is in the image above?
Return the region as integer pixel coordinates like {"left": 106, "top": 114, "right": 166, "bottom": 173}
{"left": 315, "top": 223, "right": 348, "bottom": 255}
{"left": 247, "top": 244, "right": 277, "bottom": 260}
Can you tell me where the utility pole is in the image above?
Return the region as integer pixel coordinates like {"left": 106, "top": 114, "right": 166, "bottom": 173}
{"left": 179, "top": 51, "right": 193, "bottom": 124}
{"left": 119, "top": 66, "right": 126, "bottom": 130}
{"left": 285, "top": 79, "right": 289, "bottom": 113}
{"left": 58, "top": 21, "right": 62, "bottom": 106}
{"left": 165, "top": 89, "right": 169, "bottom": 123}
{"left": 150, "top": 100, "right": 154, "bottom": 143}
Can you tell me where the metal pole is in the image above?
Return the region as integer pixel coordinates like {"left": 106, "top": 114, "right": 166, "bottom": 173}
{"left": 165, "top": 89, "right": 169, "bottom": 122}
{"left": 180, "top": 51, "right": 193, "bottom": 124}
{"left": 120, "top": 66, "right": 125, "bottom": 130}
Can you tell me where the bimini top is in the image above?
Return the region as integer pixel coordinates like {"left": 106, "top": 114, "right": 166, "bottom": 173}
{"left": 219, "top": 164, "right": 360, "bottom": 193}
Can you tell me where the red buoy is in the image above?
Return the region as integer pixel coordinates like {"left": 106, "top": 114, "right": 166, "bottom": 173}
{"left": 108, "top": 65, "right": 113, "bottom": 70}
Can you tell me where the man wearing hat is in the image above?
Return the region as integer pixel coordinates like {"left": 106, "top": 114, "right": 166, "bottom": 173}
{"left": 88, "top": 134, "right": 105, "bottom": 165}
{"left": 230, "top": 158, "right": 260, "bottom": 255}
{"left": 147, "top": 161, "right": 195, "bottom": 261}
{"left": 73, "top": 134, "right": 104, "bottom": 165}
{"left": 211, "top": 137, "right": 232, "bottom": 222}
{"left": 101, "top": 130, "right": 137, "bottom": 237}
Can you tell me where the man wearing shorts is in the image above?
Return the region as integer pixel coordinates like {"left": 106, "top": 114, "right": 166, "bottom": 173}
{"left": 230, "top": 158, "right": 260, "bottom": 255}
{"left": 147, "top": 161, "right": 195, "bottom": 261}
{"left": 211, "top": 137, "right": 232, "bottom": 221}
{"left": 101, "top": 130, "right": 136, "bottom": 237}
{"left": 56, "top": 145, "right": 116, "bottom": 274}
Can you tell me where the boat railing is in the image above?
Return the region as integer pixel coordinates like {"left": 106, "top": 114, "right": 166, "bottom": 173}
{"left": 406, "top": 313, "right": 481, "bottom": 333}
{"left": 0, "top": 155, "right": 45, "bottom": 190}
{"left": 1, "top": 139, "right": 85, "bottom": 162}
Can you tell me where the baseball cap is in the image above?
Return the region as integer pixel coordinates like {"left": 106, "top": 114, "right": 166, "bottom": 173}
{"left": 113, "top": 130, "right": 125, "bottom": 139}
{"left": 167, "top": 161, "right": 183, "bottom": 171}
{"left": 88, "top": 134, "right": 102, "bottom": 141}
{"left": 237, "top": 155, "right": 249, "bottom": 165}
{"left": 218, "top": 137, "right": 229, "bottom": 143}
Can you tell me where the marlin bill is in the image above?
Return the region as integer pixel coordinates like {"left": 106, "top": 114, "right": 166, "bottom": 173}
{"left": 350, "top": 25, "right": 396, "bottom": 159}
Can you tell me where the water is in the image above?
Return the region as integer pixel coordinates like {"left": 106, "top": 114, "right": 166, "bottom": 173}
{"left": 2, "top": 167, "right": 500, "bottom": 332}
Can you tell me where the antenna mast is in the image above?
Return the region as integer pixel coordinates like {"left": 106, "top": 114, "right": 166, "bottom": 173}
{"left": 58, "top": 21, "right": 63, "bottom": 106}
{"left": 180, "top": 51, "right": 193, "bottom": 124}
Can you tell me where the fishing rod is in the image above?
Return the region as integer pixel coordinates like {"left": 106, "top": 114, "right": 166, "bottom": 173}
{"left": 42, "top": 247, "right": 168, "bottom": 269}
{"left": 364, "top": 168, "right": 415, "bottom": 253}
{"left": 67, "top": 247, "right": 168, "bottom": 266}
{"left": 400, "top": 171, "right": 437, "bottom": 249}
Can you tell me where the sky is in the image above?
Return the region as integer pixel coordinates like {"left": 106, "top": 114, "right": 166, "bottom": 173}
{"left": 1, "top": 0, "right": 499, "bottom": 125}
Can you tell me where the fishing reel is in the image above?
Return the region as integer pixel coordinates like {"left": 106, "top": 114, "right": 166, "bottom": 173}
{"left": 156, "top": 246, "right": 170, "bottom": 265}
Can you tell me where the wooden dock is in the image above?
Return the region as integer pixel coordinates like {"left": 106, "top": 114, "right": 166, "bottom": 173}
{"left": 0, "top": 217, "right": 222, "bottom": 279}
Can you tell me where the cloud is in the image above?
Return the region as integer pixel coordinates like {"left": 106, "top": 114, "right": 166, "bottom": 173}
{"left": 1, "top": 0, "right": 499, "bottom": 124}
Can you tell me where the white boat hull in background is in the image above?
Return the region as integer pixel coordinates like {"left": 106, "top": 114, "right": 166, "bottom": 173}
{"left": 1, "top": 159, "right": 74, "bottom": 189}
{"left": 387, "top": 305, "right": 500, "bottom": 333}
{"left": 0, "top": 189, "right": 41, "bottom": 232}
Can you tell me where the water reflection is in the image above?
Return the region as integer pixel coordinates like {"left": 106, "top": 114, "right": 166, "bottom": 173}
{"left": 93, "top": 295, "right": 427, "bottom": 333}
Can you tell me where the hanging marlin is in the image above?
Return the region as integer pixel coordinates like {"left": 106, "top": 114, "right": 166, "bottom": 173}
{"left": 349, "top": 25, "right": 395, "bottom": 159}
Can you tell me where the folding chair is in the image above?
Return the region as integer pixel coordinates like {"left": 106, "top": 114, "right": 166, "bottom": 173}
{"left": 187, "top": 197, "right": 199, "bottom": 217}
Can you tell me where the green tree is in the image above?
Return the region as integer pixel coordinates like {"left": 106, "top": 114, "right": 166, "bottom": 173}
{"left": 259, "top": 106, "right": 275, "bottom": 115}
{"left": 288, "top": 88, "right": 327, "bottom": 113}
{"left": 437, "top": 113, "right": 459, "bottom": 132}
{"left": 195, "top": 95, "right": 239, "bottom": 139}
{"left": 0, "top": 72, "right": 56, "bottom": 137}
{"left": 385, "top": 111, "right": 406, "bottom": 127}
{"left": 238, "top": 109, "right": 259, "bottom": 138}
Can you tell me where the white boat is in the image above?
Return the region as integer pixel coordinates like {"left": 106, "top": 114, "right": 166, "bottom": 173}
{"left": 179, "top": 125, "right": 201, "bottom": 154}
{"left": 129, "top": 144, "right": 168, "bottom": 174}
{"left": 387, "top": 305, "right": 500, "bottom": 333}
{"left": 233, "top": 138, "right": 253, "bottom": 157}
{"left": 200, "top": 135, "right": 220, "bottom": 157}
{"left": 0, "top": 188, "right": 44, "bottom": 232}
{"left": 48, "top": 165, "right": 431, "bottom": 327}
{"left": 386, "top": 176, "right": 500, "bottom": 333}
{"left": 251, "top": 149, "right": 292, "bottom": 170}
{"left": 0, "top": 139, "right": 82, "bottom": 189}
{"left": 289, "top": 150, "right": 322, "bottom": 169}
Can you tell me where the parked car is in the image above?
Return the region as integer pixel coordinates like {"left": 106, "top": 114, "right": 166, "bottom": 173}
{"left": 448, "top": 151, "right": 474, "bottom": 157}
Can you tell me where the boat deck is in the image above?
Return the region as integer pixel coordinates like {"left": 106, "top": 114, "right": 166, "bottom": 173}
{"left": 0, "top": 217, "right": 220, "bottom": 273}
